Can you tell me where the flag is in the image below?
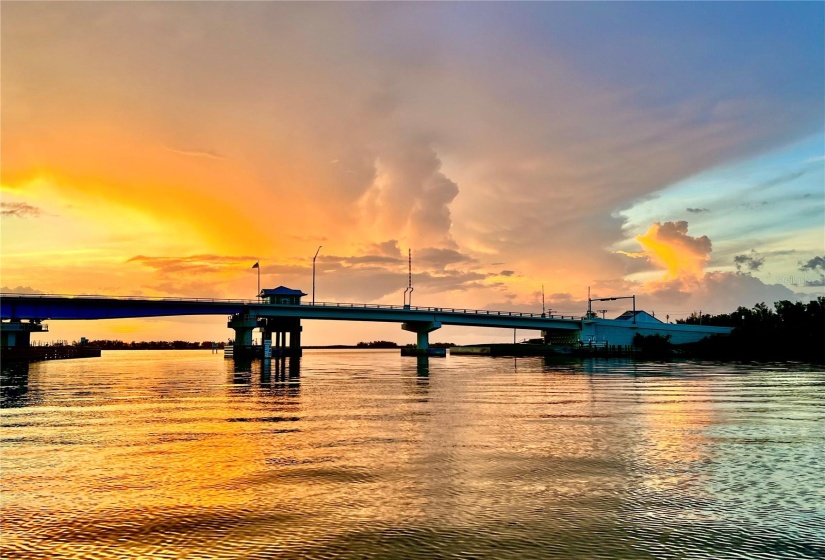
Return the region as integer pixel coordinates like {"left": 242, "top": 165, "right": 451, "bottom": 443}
{"left": 252, "top": 262, "right": 259, "bottom": 269}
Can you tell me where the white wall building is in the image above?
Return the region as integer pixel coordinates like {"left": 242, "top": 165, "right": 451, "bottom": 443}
{"left": 578, "top": 310, "right": 732, "bottom": 347}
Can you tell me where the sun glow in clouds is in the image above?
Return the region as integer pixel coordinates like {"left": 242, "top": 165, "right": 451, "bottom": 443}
{"left": 626, "top": 221, "right": 712, "bottom": 282}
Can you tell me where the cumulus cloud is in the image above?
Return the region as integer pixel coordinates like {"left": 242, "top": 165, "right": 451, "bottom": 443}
{"left": 612, "top": 222, "right": 806, "bottom": 315}
{"left": 416, "top": 247, "right": 475, "bottom": 268}
{"left": 734, "top": 250, "right": 765, "bottom": 272}
{"left": 366, "top": 240, "right": 403, "bottom": 258}
{"left": 1, "top": 202, "right": 42, "bottom": 217}
{"left": 309, "top": 266, "right": 495, "bottom": 302}
{"left": 482, "top": 292, "right": 587, "bottom": 316}
{"left": 800, "top": 256, "right": 825, "bottom": 271}
{"left": 799, "top": 256, "right": 825, "bottom": 287}
{"left": 124, "top": 246, "right": 502, "bottom": 303}
{"left": 634, "top": 221, "right": 712, "bottom": 280}
{"left": 643, "top": 271, "right": 798, "bottom": 315}
{"left": 359, "top": 142, "right": 460, "bottom": 249}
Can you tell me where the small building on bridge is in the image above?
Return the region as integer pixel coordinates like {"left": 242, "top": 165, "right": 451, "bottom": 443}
{"left": 260, "top": 287, "right": 306, "bottom": 305}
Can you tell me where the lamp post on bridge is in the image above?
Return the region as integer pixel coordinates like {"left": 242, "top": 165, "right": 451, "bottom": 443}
{"left": 312, "top": 246, "right": 322, "bottom": 305}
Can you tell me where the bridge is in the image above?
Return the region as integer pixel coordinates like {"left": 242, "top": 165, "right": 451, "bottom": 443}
{"left": 1, "top": 292, "right": 585, "bottom": 357}
{"left": 1, "top": 290, "right": 732, "bottom": 357}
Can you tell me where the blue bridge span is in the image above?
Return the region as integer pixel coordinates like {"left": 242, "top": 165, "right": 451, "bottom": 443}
{"left": 0, "top": 293, "right": 584, "bottom": 356}
{"left": 1, "top": 292, "right": 731, "bottom": 356}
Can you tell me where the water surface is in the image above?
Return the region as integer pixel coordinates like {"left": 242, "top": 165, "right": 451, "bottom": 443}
{"left": 2, "top": 350, "right": 823, "bottom": 558}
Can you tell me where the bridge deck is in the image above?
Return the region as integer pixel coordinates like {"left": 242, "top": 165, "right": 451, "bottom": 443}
{"left": 1, "top": 294, "right": 584, "bottom": 331}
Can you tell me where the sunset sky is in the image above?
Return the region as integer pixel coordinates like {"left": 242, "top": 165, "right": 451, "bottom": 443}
{"left": 2, "top": 2, "right": 823, "bottom": 345}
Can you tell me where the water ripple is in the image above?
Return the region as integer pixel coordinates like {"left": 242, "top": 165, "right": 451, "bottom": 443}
{"left": 2, "top": 351, "right": 823, "bottom": 558}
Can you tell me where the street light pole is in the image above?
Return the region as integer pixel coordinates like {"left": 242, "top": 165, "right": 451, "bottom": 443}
{"left": 312, "top": 245, "right": 322, "bottom": 305}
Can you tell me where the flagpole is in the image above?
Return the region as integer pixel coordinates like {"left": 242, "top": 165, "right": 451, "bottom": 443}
{"left": 252, "top": 261, "right": 261, "bottom": 300}
{"left": 312, "top": 246, "right": 322, "bottom": 305}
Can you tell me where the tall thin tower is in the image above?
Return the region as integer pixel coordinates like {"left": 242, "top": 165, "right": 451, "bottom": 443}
{"left": 403, "top": 248, "right": 414, "bottom": 308}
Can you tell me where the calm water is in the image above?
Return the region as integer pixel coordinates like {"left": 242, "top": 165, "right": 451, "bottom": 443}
{"left": 1, "top": 350, "right": 823, "bottom": 559}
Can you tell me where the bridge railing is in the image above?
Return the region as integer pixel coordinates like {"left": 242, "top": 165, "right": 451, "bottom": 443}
{"left": 2, "top": 293, "right": 584, "bottom": 320}
{"left": 1, "top": 293, "right": 259, "bottom": 304}
{"left": 299, "top": 301, "right": 584, "bottom": 320}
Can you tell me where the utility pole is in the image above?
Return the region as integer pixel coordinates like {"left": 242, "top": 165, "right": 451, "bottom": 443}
{"left": 542, "top": 284, "right": 546, "bottom": 317}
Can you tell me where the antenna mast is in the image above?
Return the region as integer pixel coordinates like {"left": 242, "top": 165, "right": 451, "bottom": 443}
{"left": 403, "top": 248, "right": 414, "bottom": 308}
{"left": 587, "top": 286, "right": 592, "bottom": 317}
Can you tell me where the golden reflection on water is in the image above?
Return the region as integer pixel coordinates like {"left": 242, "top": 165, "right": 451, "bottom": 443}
{"left": 1, "top": 351, "right": 823, "bottom": 559}
{"left": 634, "top": 373, "right": 717, "bottom": 493}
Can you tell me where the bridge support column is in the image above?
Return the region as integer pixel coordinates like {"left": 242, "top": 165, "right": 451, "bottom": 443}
{"left": 290, "top": 325, "right": 302, "bottom": 357}
{"left": 228, "top": 314, "right": 257, "bottom": 358}
{"left": 259, "top": 317, "right": 302, "bottom": 358}
{"left": 401, "top": 321, "right": 441, "bottom": 356}
{"left": 1, "top": 319, "right": 46, "bottom": 348}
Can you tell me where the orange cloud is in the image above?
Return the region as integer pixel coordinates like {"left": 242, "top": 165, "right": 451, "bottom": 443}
{"left": 635, "top": 221, "right": 712, "bottom": 281}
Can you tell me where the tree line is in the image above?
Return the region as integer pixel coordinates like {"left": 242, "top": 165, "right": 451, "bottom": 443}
{"left": 75, "top": 340, "right": 224, "bottom": 350}
{"left": 355, "top": 341, "right": 456, "bottom": 349}
{"left": 677, "top": 297, "right": 825, "bottom": 362}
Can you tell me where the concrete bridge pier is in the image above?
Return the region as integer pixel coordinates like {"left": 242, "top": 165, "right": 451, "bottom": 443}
{"left": 228, "top": 313, "right": 257, "bottom": 358}
{"left": 259, "top": 317, "right": 302, "bottom": 358}
{"left": 1, "top": 319, "right": 46, "bottom": 348}
{"left": 402, "top": 321, "right": 441, "bottom": 356}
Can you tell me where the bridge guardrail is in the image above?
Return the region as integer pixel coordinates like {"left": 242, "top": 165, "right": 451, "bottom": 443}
{"left": 296, "top": 301, "right": 583, "bottom": 320}
{"left": 2, "top": 293, "right": 584, "bottom": 320}
{"left": 1, "top": 293, "right": 258, "bottom": 304}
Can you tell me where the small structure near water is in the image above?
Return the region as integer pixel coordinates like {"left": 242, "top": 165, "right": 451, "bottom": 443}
{"left": 453, "top": 308, "right": 732, "bottom": 357}
{"left": 227, "top": 286, "right": 306, "bottom": 359}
